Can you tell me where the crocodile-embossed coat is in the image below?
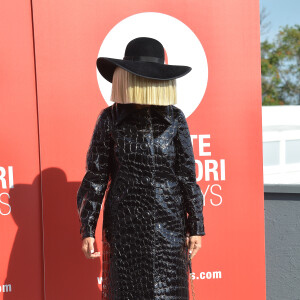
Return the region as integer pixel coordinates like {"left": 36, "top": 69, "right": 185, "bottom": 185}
{"left": 77, "top": 102, "right": 205, "bottom": 300}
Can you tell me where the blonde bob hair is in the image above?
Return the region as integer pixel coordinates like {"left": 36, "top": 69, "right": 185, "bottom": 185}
{"left": 110, "top": 67, "right": 177, "bottom": 105}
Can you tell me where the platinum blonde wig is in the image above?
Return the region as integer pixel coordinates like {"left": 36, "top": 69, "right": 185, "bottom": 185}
{"left": 110, "top": 67, "right": 177, "bottom": 105}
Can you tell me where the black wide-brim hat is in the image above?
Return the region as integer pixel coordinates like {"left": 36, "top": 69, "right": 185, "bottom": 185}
{"left": 97, "top": 37, "right": 192, "bottom": 83}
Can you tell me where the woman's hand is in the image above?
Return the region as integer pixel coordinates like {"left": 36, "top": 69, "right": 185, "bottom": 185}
{"left": 186, "top": 233, "right": 202, "bottom": 259}
{"left": 81, "top": 237, "right": 101, "bottom": 259}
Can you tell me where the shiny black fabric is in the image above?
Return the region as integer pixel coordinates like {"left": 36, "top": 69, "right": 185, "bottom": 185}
{"left": 77, "top": 102, "right": 205, "bottom": 300}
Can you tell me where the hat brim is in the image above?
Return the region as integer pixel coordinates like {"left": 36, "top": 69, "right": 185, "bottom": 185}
{"left": 96, "top": 57, "right": 192, "bottom": 83}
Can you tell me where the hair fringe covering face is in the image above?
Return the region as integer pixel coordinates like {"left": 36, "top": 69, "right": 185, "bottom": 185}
{"left": 110, "top": 67, "right": 177, "bottom": 106}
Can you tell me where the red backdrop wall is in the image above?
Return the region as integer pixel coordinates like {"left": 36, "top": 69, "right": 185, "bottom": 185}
{"left": 0, "top": 0, "right": 265, "bottom": 299}
{"left": 0, "top": 1, "right": 44, "bottom": 299}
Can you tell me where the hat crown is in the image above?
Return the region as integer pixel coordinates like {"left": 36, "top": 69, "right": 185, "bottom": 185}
{"left": 123, "top": 37, "right": 165, "bottom": 64}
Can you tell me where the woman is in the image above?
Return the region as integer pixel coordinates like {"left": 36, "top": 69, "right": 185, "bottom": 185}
{"left": 77, "top": 37, "right": 205, "bottom": 300}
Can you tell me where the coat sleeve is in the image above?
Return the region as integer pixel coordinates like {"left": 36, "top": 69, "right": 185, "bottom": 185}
{"left": 174, "top": 109, "right": 205, "bottom": 236}
{"left": 76, "top": 109, "right": 113, "bottom": 240}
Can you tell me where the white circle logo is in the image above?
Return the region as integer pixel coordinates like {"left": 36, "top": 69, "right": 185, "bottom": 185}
{"left": 97, "top": 12, "right": 208, "bottom": 118}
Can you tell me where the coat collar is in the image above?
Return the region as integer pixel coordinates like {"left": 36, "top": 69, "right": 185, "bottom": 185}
{"left": 113, "top": 103, "right": 173, "bottom": 125}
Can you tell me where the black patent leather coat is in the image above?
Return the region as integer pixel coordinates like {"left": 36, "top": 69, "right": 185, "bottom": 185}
{"left": 77, "top": 102, "right": 205, "bottom": 300}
